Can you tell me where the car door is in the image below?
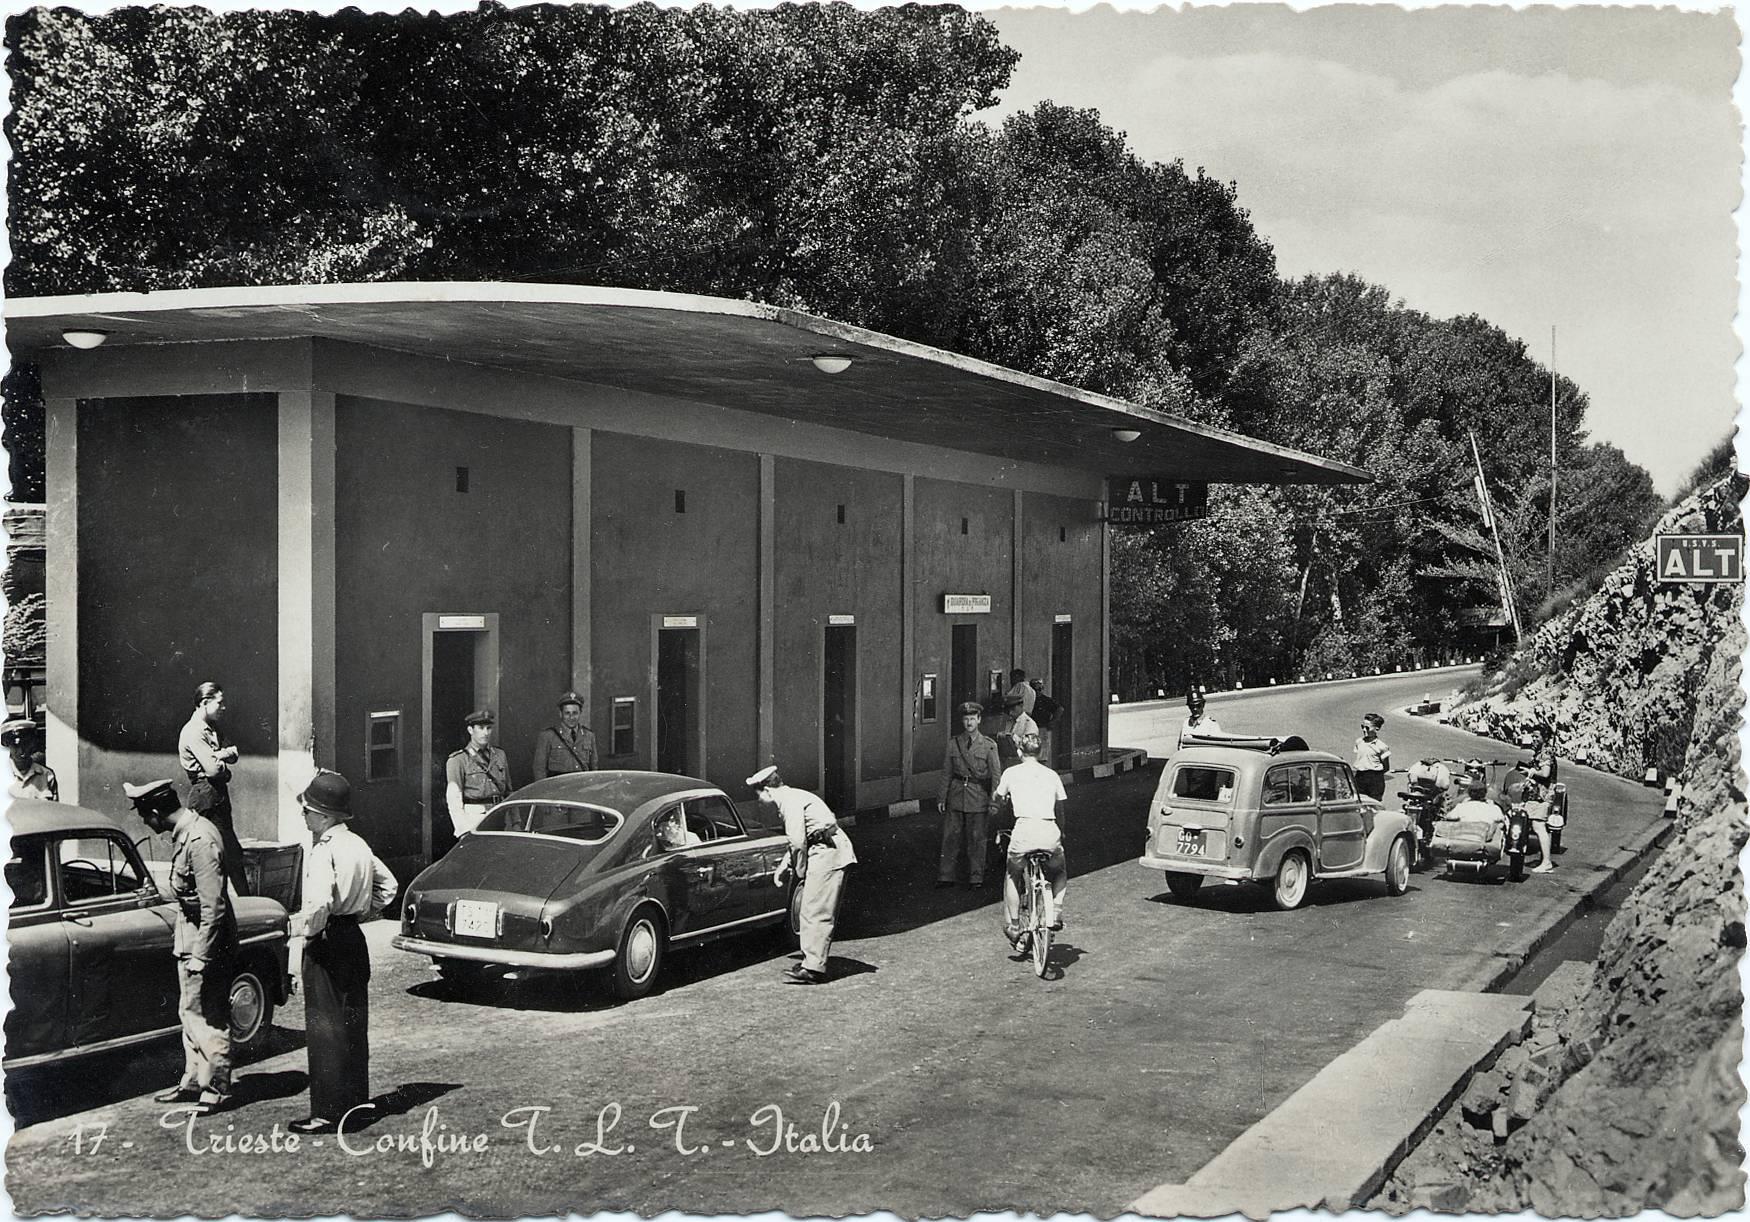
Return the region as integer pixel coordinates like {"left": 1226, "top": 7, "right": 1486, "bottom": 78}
{"left": 1315, "top": 763, "right": 1366, "bottom": 871}
{"left": 1260, "top": 763, "right": 1316, "bottom": 866}
{"left": 5, "top": 835, "right": 72, "bottom": 1065}
{"left": 684, "top": 794, "right": 788, "bottom": 925}
{"left": 648, "top": 801, "right": 735, "bottom": 936}
{"left": 53, "top": 833, "right": 178, "bottom": 1048}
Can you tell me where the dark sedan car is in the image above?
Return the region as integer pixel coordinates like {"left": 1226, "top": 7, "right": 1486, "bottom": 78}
{"left": 392, "top": 771, "right": 798, "bottom": 999}
{"left": 5, "top": 799, "right": 292, "bottom": 1070}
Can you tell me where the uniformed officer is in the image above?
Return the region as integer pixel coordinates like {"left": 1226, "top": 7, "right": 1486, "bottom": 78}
{"left": 936, "top": 701, "right": 1002, "bottom": 888}
{"left": 125, "top": 778, "right": 237, "bottom": 1115}
{"left": 750, "top": 764, "right": 856, "bottom": 985}
{"left": 445, "top": 709, "right": 511, "bottom": 837}
{"left": 531, "top": 690, "right": 598, "bottom": 779}
{"left": 4, "top": 718, "right": 58, "bottom": 801}
{"left": 287, "top": 769, "right": 398, "bottom": 1135}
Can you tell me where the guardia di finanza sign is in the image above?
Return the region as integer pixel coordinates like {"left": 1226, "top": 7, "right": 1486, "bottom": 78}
{"left": 1107, "top": 477, "right": 1209, "bottom": 526}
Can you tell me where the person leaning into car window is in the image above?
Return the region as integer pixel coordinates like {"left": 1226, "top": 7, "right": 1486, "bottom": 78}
{"left": 125, "top": 777, "right": 238, "bottom": 1117}
{"left": 1352, "top": 713, "right": 1391, "bottom": 801}
{"left": 751, "top": 763, "right": 856, "bottom": 985}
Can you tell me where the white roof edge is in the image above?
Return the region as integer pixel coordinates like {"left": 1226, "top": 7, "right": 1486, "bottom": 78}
{"left": 6, "top": 280, "right": 1370, "bottom": 482}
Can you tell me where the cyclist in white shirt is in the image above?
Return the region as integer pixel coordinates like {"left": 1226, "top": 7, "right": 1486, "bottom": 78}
{"left": 993, "top": 733, "right": 1068, "bottom": 945}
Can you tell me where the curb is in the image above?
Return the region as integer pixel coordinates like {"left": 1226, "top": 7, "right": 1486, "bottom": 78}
{"left": 1448, "top": 816, "right": 1675, "bottom": 995}
{"left": 1128, "top": 990, "right": 1533, "bottom": 1218}
{"left": 1113, "top": 664, "right": 1484, "bottom": 714}
{"left": 839, "top": 746, "right": 1152, "bottom": 827}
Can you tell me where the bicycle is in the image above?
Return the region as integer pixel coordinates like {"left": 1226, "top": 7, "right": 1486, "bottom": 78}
{"left": 997, "top": 832, "right": 1056, "bottom": 977}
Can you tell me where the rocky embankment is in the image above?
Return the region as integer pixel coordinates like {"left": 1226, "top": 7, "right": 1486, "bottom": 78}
{"left": 1379, "top": 474, "right": 1746, "bottom": 1215}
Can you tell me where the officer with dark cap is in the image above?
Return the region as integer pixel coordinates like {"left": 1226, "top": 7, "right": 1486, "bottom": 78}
{"left": 125, "top": 777, "right": 236, "bottom": 1115}
{"left": 445, "top": 709, "right": 511, "bottom": 838}
{"left": 936, "top": 701, "right": 1001, "bottom": 888}
{"left": 531, "top": 690, "right": 598, "bottom": 779}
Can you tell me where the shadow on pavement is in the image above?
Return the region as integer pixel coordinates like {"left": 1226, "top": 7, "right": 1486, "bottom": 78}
{"left": 5, "top": 1023, "right": 306, "bottom": 1130}
{"left": 1142, "top": 875, "right": 1408, "bottom": 913}
{"left": 343, "top": 1081, "right": 462, "bottom": 1132}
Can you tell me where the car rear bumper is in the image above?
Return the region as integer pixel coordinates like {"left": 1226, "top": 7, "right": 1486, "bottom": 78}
{"left": 391, "top": 934, "right": 614, "bottom": 971}
{"left": 1139, "top": 854, "right": 1252, "bottom": 881}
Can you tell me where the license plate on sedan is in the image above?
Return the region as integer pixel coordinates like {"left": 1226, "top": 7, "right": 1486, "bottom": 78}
{"left": 453, "top": 900, "right": 498, "bottom": 939}
{"left": 1174, "top": 829, "right": 1206, "bottom": 857}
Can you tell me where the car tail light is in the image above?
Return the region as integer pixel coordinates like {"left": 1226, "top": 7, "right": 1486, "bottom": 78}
{"left": 540, "top": 917, "right": 554, "bottom": 941}
{"left": 404, "top": 897, "right": 418, "bottom": 927}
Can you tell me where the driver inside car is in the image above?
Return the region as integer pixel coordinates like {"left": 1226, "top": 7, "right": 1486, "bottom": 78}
{"left": 655, "top": 809, "right": 703, "bottom": 852}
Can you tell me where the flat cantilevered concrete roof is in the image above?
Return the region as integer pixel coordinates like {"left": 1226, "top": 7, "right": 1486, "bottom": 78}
{"left": 5, "top": 282, "right": 1369, "bottom": 485}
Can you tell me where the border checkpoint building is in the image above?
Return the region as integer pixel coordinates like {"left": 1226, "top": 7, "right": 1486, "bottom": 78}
{"left": 6, "top": 283, "right": 1366, "bottom": 879}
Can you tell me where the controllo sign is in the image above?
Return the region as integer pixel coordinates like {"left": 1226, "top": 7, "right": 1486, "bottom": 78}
{"left": 1107, "top": 478, "right": 1209, "bottom": 525}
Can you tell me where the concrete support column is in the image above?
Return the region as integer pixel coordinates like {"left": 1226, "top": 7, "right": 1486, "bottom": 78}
{"left": 43, "top": 397, "right": 78, "bottom": 804}
{"left": 1100, "top": 508, "right": 1111, "bottom": 761}
{"left": 276, "top": 389, "right": 336, "bottom": 844}
{"left": 900, "top": 474, "right": 916, "bottom": 798}
{"left": 1011, "top": 488, "right": 1024, "bottom": 672}
{"left": 572, "top": 429, "right": 593, "bottom": 713}
{"left": 757, "top": 454, "right": 776, "bottom": 765}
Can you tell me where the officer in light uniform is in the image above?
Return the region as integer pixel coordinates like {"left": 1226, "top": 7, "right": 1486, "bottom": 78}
{"left": 4, "top": 718, "right": 58, "bottom": 801}
{"left": 125, "top": 778, "right": 237, "bottom": 1115}
{"left": 750, "top": 764, "right": 856, "bottom": 985}
{"left": 445, "top": 709, "right": 511, "bottom": 838}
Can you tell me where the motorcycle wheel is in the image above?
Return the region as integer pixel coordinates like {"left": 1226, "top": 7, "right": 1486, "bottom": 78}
{"left": 1508, "top": 851, "right": 1525, "bottom": 883}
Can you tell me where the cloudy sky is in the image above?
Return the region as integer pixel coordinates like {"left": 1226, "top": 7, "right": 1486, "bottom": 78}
{"left": 982, "top": 4, "right": 1741, "bottom": 496}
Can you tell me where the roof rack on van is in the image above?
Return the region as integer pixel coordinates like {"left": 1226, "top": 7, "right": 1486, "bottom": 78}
{"left": 1184, "top": 734, "right": 1309, "bottom": 755}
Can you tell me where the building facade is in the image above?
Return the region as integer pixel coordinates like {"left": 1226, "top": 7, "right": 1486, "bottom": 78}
{"left": 12, "top": 284, "right": 1364, "bottom": 877}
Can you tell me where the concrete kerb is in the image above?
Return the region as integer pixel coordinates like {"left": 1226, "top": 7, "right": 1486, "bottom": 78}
{"left": 1448, "top": 816, "right": 1675, "bottom": 995}
{"left": 1127, "top": 990, "right": 1533, "bottom": 1219}
{"left": 839, "top": 745, "right": 1152, "bottom": 827}
{"left": 1116, "top": 663, "right": 1484, "bottom": 715}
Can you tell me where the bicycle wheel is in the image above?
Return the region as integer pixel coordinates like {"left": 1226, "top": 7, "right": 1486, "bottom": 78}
{"left": 1029, "top": 861, "right": 1051, "bottom": 977}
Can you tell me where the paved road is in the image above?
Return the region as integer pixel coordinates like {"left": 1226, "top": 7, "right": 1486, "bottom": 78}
{"left": 6, "top": 672, "right": 1668, "bottom": 1218}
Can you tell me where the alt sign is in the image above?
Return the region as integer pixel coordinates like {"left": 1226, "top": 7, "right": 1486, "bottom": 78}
{"left": 1657, "top": 534, "right": 1743, "bottom": 583}
{"left": 1107, "top": 477, "right": 1208, "bottom": 525}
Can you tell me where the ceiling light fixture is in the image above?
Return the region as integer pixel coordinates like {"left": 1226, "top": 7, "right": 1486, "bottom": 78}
{"left": 62, "top": 330, "right": 108, "bottom": 349}
{"left": 1111, "top": 427, "right": 1142, "bottom": 443}
{"left": 810, "top": 354, "right": 854, "bottom": 374}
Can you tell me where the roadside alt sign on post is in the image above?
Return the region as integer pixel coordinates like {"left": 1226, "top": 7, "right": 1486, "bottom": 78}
{"left": 1656, "top": 534, "right": 1743, "bottom": 583}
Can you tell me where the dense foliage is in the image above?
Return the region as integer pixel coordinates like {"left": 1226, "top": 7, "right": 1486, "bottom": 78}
{"left": 3, "top": 3, "right": 1666, "bottom": 694}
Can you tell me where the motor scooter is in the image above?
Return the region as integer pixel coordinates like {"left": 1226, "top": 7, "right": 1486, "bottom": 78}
{"left": 1397, "top": 776, "right": 1447, "bottom": 871}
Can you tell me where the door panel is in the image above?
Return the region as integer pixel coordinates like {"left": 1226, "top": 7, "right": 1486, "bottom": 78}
{"left": 56, "top": 834, "right": 178, "bottom": 1047}
{"left": 1315, "top": 764, "right": 1366, "bottom": 871}
{"left": 685, "top": 796, "right": 787, "bottom": 924}
{"left": 5, "top": 832, "right": 70, "bottom": 1062}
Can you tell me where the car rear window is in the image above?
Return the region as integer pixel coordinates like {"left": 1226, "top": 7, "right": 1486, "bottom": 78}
{"left": 1171, "top": 766, "right": 1236, "bottom": 803}
{"left": 479, "top": 801, "right": 621, "bottom": 843}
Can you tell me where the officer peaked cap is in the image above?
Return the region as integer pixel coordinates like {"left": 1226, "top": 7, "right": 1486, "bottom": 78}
{"left": 556, "top": 691, "right": 584, "bottom": 710}
{"left": 464, "top": 709, "right": 495, "bottom": 726}
{"left": 123, "top": 778, "right": 181, "bottom": 820}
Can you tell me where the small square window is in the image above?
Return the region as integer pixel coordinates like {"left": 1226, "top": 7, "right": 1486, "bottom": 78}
{"left": 988, "top": 669, "right": 1004, "bottom": 704}
{"left": 611, "top": 697, "right": 637, "bottom": 756}
{"left": 365, "top": 710, "right": 401, "bottom": 783}
{"left": 920, "top": 675, "right": 938, "bottom": 724}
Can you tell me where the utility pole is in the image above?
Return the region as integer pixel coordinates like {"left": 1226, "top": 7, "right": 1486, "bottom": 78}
{"left": 1471, "top": 430, "right": 1523, "bottom": 642}
{"left": 1549, "top": 325, "right": 1557, "bottom": 594}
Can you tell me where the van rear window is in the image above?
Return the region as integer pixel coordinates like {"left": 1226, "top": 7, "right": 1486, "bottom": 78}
{"left": 1171, "top": 766, "right": 1236, "bottom": 803}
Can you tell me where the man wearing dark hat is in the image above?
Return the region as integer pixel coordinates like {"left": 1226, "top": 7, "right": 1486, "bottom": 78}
{"left": 124, "top": 778, "right": 236, "bottom": 1115}
{"left": 748, "top": 764, "right": 855, "bottom": 985}
{"left": 288, "top": 770, "right": 398, "bottom": 1135}
{"left": 4, "top": 718, "right": 58, "bottom": 801}
{"left": 444, "top": 709, "right": 511, "bottom": 838}
{"left": 936, "top": 701, "right": 1002, "bottom": 888}
{"left": 531, "top": 691, "right": 598, "bottom": 779}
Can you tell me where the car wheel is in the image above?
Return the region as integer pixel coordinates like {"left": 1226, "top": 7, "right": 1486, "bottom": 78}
{"left": 1385, "top": 837, "right": 1412, "bottom": 896}
{"left": 788, "top": 879, "right": 804, "bottom": 939}
{"left": 1272, "top": 850, "right": 1310, "bottom": 911}
{"left": 1164, "top": 872, "right": 1203, "bottom": 901}
{"left": 228, "top": 965, "right": 274, "bottom": 1058}
{"left": 610, "top": 908, "right": 666, "bottom": 1000}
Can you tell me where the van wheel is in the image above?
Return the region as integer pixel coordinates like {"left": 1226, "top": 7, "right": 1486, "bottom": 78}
{"left": 611, "top": 908, "right": 666, "bottom": 1000}
{"left": 1272, "top": 851, "right": 1310, "bottom": 911}
{"left": 1385, "top": 837, "right": 1412, "bottom": 896}
{"left": 1164, "top": 872, "right": 1203, "bottom": 901}
{"left": 227, "top": 965, "right": 274, "bottom": 1058}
